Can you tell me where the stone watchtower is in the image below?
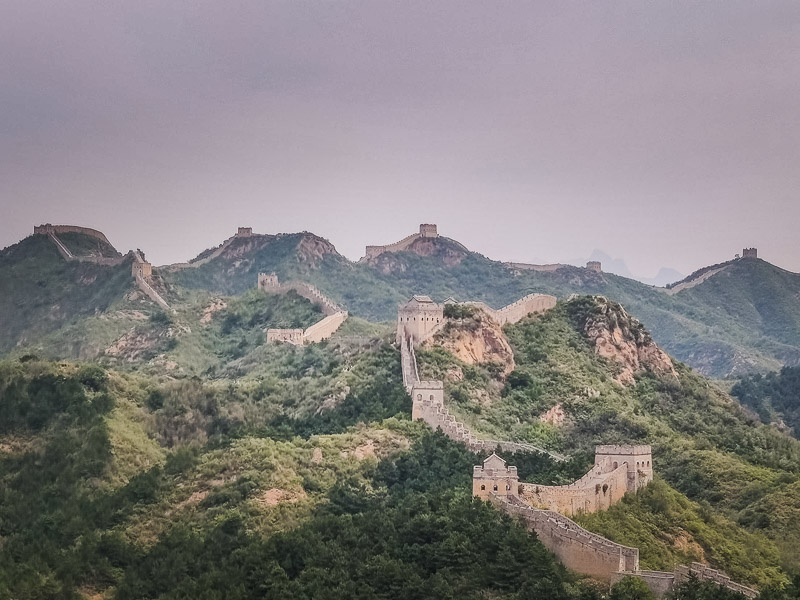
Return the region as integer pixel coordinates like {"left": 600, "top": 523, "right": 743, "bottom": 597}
{"left": 419, "top": 223, "right": 438, "bottom": 238}
{"left": 742, "top": 248, "right": 757, "bottom": 259}
{"left": 237, "top": 227, "right": 253, "bottom": 238}
{"left": 396, "top": 295, "right": 444, "bottom": 345}
{"left": 586, "top": 261, "right": 602, "bottom": 272}
{"left": 132, "top": 261, "right": 152, "bottom": 279}
{"left": 594, "top": 445, "right": 653, "bottom": 492}
{"left": 258, "top": 272, "right": 280, "bottom": 291}
{"left": 473, "top": 454, "right": 519, "bottom": 501}
{"left": 410, "top": 380, "right": 444, "bottom": 421}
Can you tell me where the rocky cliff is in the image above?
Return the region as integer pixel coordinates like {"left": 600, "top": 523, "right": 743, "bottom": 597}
{"left": 424, "top": 308, "right": 515, "bottom": 377}
{"left": 573, "top": 297, "right": 677, "bottom": 385}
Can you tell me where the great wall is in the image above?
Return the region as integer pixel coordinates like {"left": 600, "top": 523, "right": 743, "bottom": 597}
{"left": 359, "top": 223, "right": 440, "bottom": 261}
{"left": 257, "top": 273, "right": 348, "bottom": 344}
{"left": 472, "top": 453, "right": 757, "bottom": 598}
{"left": 23, "top": 222, "right": 767, "bottom": 595}
{"left": 397, "top": 293, "right": 562, "bottom": 459}
{"left": 391, "top": 282, "right": 756, "bottom": 598}
{"left": 34, "top": 224, "right": 172, "bottom": 311}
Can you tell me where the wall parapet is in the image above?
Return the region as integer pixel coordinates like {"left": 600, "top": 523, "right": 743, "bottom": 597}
{"left": 490, "top": 494, "right": 639, "bottom": 579}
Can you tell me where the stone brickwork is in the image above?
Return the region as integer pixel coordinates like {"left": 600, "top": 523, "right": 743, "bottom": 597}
{"left": 742, "top": 248, "right": 758, "bottom": 259}
{"left": 236, "top": 227, "right": 253, "bottom": 238}
{"left": 258, "top": 273, "right": 348, "bottom": 344}
{"left": 266, "top": 328, "right": 304, "bottom": 344}
{"left": 361, "top": 224, "right": 439, "bottom": 261}
{"left": 505, "top": 262, "right": 569, "bottom": 273}
{"left": 480, "top": 445, "right": 650, "bottom": 516}
{"left": 489, "top": 493, "right": 639, "bottom": 580}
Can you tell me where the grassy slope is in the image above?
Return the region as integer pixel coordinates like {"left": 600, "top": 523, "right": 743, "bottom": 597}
{"left": 416, "top": 299, "right": 800, "bottom": 584}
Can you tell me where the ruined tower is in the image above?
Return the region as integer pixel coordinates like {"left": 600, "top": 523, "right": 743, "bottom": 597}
{"left": 742, "top": 248, "right": 758, "bottom": 259}
{"left": 257, "top": 272, "right": 280, "bottom": 291}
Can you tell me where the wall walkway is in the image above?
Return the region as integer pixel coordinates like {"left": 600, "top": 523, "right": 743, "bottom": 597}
{"left": 260, "top": 275, "right": 348, "bottom": 344}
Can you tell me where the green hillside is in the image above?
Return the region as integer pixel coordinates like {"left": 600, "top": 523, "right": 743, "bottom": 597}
{"left": 416, "top": 297, "right": 800, "bottom": 580}
{"left": 0, "top": 235, "right": 134, "bottom": 353}
{"left": 732, "top": 366, "right": 800, "bottom": 437}
{"left": 3, "top": 294, "right": 800, "bottom": 597}
{"left": 161, "top": 233, "right": 800, "bottom": 377}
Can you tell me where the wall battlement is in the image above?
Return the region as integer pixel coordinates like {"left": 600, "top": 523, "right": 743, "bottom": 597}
{"left": 587, "top": 261, "right": 602, "bottom": 272}
{"left": 258, "top": 273, "right": 347, "bottom": 345}
{"left": 742, "top": 248, "right": 758, "bottom": 259}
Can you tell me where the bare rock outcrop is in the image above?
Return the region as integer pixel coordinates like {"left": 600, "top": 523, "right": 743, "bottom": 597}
{"left": 580, "top": 297, "right": 677, "bottom": 385}
{"left": 424, "top": 310, "right": 515, "bottom": 377}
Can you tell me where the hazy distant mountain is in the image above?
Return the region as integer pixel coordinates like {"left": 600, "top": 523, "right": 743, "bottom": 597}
{"left": 574, "top": 250, "right": 684, "bottom": 287}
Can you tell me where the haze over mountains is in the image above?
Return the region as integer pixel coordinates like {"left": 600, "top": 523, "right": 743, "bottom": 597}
{"left": 2, "top": 223, "right": 799, "bottom": 378}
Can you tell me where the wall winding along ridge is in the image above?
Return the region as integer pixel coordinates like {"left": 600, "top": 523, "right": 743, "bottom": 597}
{"left": 474, "top": 454, "right": 757, "bottom": 598}
{"left": 400, "top": 294, "right": 563, "bottom": 460}
{"left": 259, "top": 273, "right": 348, "bottom": 344}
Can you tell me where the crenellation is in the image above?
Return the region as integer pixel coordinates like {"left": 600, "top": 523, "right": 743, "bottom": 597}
{"left": 742, "top": 247, "right": 758, "bottom": 259}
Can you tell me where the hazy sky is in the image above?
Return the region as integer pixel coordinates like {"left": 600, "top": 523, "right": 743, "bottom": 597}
{"left": 2, "top": 1, "right": 798, "bottom": 277}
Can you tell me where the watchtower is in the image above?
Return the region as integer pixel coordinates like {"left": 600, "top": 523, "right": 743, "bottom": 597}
{"left": 237, "top": 227, "right": 253, "bottom": 238}
{"left": 258, "top": 272, "right": 280, "bottom": 291}
{"left": 419, "top": 224, "right": 438, "bottom": 238}
{"left": 411, "top": 380, "right": 444, "bottom": 421}
{"left": 132, "top": 261, "right": 152, "bottom": 279}
{"left": 742, "top": 248, "right": 758, "bottom": 259}
{"left": 594, "top": 445, "right": 653, "bottom": 492}
{"left": 586, "top": 261, "right": 602, "bottom": 272}
{"left": 473, "top": 454, "right": 519, "bottom": 501}
{"left": 397, "top": 295, "right": 444, "bottom": 344}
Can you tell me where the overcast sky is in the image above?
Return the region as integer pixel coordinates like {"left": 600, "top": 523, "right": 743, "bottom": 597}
{"left": 1, "top": 1, "right": 798, "bottom": 277}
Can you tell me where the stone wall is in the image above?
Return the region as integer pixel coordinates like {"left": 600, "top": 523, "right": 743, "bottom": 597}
{"left": 258, "top": 273, "right": 348, "bottom": 344}
{"left": 397, "top": 295, "right": 445, "bottom": 344}
{"left": 587, "top": 261, "right": 602, "bottom": 272}
{"left": 303, "top": 311, "right": 348, "bottom": 343}
{"left": 236, "top": 227, "right": 253, "bottom": 237}
{"left": 505, "top": 262, "right": 569, "bottom": 273}
{"left": 742, "top": 248, "right": 758, "bottom": 259}
{"left": 610, "top": 571, "right": 676, "bottom": 598}
{"left": 519, "top": 462, "right": 629, "bottom": 516}
{"left": 34, "top": 224, "right": 111, "bottom": 245}
{"left": 611, "top": 564, "right": 758, "bottom": 599}
{"left": 674, "top": 563, "right": 757, "bottom": 598}
{"left": 361, "top": 224, "right": 439, "bottom": 261}
{"left": 399, "top": 292, "right": 562, "bottom": 460}
{"left": 492, "top": 495, "right": 639, "bottom": 580}
{"left": 266, "top": 328, "right": 304, "bottom": 344}
{"left": 464, "top": 293, "right": 557, "bottom": 326}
